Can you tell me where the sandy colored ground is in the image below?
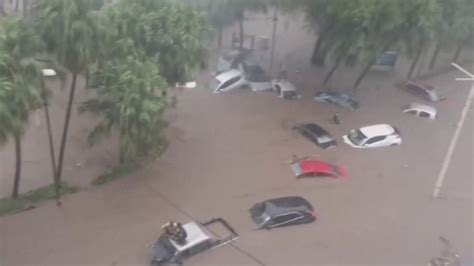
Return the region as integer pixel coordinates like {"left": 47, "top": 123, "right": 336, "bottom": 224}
{"left": 1, "top": 11, "right": 473, "bottom": 266}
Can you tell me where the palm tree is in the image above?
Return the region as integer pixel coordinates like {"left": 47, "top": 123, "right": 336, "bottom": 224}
{"left": 104, "top": 0, "right": 211, "bottom": 84}
{"left": 0, "top": 16, "right": 43, "bottom": 198}
{"left": 79, "top": 58, "right": 168, "bottom": 163}
{"left": 33, "top": 0, "right": 105, "bottom": 204}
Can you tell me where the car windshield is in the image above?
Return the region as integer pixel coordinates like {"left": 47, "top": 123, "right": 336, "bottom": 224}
{"left": 317, "top": 135, "right": 333, "bottom": 144}
{"left": 250, "top": 203, "right": 271, "bottom": 226}
{"left": 348, "top": 129, "right": 366, "bottom": 145}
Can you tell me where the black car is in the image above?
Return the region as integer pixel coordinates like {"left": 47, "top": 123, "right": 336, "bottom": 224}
{"left": 293, "top": 123, "right": 337, "bottom": 149}
{"left": 249, "top": 196, "right": 316, "bottom": 229}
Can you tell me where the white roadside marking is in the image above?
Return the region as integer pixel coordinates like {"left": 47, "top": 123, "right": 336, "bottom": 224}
{"left": 433, "top": 64, "right": 474, "bottom": 198}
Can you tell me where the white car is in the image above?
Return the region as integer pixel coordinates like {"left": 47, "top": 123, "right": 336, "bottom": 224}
{"left": 210, "top": 69, "right": 248, "bottom": 93}
{"left": 402, "top": 103, "right": 437, "bottom": 120}
{"left": 343, "top": 124, "right": 401, "bottom": 148}
{"left": 272, "top": 80, "right": 299, "bottom": 99}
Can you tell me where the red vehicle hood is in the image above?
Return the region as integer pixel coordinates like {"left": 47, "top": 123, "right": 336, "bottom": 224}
{"left": 291, "top": 160, "right": 347, "bottom": 178}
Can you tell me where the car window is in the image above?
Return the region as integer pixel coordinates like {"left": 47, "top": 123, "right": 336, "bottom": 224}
{"left": 419, "top": 111, "right": 431, "bottom": 118}
{"left": 271, "top": 213, "right": 302, "bottom": 226}
{"left": 274, "top": 84, "right": 281, "bottom": 93}
{"left": 220, "top": 76, "right": 242, "bottom": 89}
{"left": 366, "top": 136, "right": 386, "bottom": 144}
{"left": 405, "top": 110, "right": 417, "bottom": 115}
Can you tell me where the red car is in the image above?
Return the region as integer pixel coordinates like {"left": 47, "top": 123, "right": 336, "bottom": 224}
{"left": 291, "top": 160, "right": 347, "bottom": 179}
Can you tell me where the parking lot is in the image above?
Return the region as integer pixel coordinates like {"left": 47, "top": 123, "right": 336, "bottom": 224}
{"left": 1, "top": 63, "right": 472, "bottom": 265}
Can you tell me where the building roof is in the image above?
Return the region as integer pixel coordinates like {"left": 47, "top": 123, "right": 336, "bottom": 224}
{"left": 170, "top": 222, "right": 212, "bottom": 252}
{"left": 359, "top": 124, "right": 396, "bottom": 137}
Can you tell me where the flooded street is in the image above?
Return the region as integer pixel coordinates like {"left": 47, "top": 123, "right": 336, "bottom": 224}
{"left": 1, "top": 11, "right": 473, "bottom": 266}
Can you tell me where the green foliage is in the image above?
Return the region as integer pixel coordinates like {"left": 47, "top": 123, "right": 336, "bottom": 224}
{"left": 0, "top": 16, "right": 43, "bottom": 142}
{"left": 33, "top": 0, "right": 106, "bottom": 75}
{"left": 0, "top": 183, "right": 78, "bottom": 217}
{"left": 79, "top": 57, "right": 168, "bottom": 162}
{"left": 103, "top": 0, "right": 212, "bottom": 83}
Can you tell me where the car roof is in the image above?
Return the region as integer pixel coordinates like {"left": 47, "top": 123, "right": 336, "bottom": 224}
{"left": 404, "top": 103, "right": 437, "bottom": 114}
{"left": 215, "top": 69, "right": 242, "bottom": 83}
{"left": 169, "top": 222, "right": 212, "bottom": 252}
{"left": 298, "top": 123, "right": 329, "bottom": 136}
{"left": 262, "top": 196, "right": 313, "bottom": 216}
{"left": 359, "top": 124, "right": 396, "bottom": 137}
{"left": 297, "top": 160, "right": 334, "bottom": 173}
{"left": 274, "top": 80, "right": 296, "bottom": 92}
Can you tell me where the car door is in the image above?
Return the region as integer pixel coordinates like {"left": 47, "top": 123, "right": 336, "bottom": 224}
{"left": 364, "top": 135, "right": 387, "bottom": 148}
{"left": 179, "top": 240, "right": 212, "bottom": 260}
{"left": 269, "top": 212, "right": 304, "bottom": 228}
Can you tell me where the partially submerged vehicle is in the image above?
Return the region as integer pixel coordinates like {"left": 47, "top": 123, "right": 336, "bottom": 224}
{"left": 291, "top": 160, "right": 347, "bottom": 179}
{"left": 402, "top": 103, "right": 437, "bottom": 120}
{"left": 401, "top": 80, "right": 446, "bottom": 102}
{"left": 150, "top": 218, "right": 238, "bottom": 265}
{"left": 210, "top": 69, "right": 248, "bottom": 94}
{"left": 239, "top": 60, "right": 273, "bottom": 92}
{"left": 314, "top": 91, "right": 360, "bottom": 110}
{"left": 272, "top": 80, "right": 299, "bottom": 99}
{"left": 215, "top": 49, "right": 250, "bottom": 75}
{"left": 293, "top": 123, "right": 337, "bottom": 149}
{"left": 343, "top": 124, "right": 402, "bottom": 148}
{"left": 249, "top": 196, "right": 316, "bottom": 229}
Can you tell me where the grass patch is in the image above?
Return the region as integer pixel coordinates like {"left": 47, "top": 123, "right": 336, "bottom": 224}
{"left": 0, "top": 183, "right": 78, "bottom": 217}
{"left": 92, "top": 162, "right": 139, "bottom": 186}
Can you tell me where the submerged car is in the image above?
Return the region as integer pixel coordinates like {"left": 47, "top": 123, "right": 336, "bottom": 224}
{"left": 291, "top": 160, "right": 347, "bottom": 179}
{"left": 402, "top": 103, "right": 437, "bottom": 120}
{"left": 343, "top": 124, "right": 401, "bottom": 148}
{"left": 239, "top": 59, "right": 273, "bottom": 92}
{"left": 272, "top": 80, "right": 299, "bottom": 99}
{"left": 293, "top": 123, "right": 337, "bottom": 149}
{"left": 210, "top": 69, "right": 247, "bottom": 93}
{"left": 215, "top": 49, "right": 250, "bottom": 75}
{"left": 249, "top": 196, "right": 316, "bottom": 229}
{"left": 402, "top": 81, "right": 446, "bottom": 102}
{"left": 151, "top": 218, "right": 238, "bottom": 265}
{"left": 314, "top": 91, "right": 360, "bottom": 110}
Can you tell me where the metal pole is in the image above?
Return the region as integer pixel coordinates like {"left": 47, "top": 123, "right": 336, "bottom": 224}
{"left": 269, "top": 7, "right": 278, "bottom": 71}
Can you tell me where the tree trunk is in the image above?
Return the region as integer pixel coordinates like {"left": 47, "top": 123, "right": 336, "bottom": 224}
{"left": 408, "top": 43, "right": 423, "bottom": 79}
{"left": 14, "top": 0, "right": 19, "bottom": 12}
{"left": 238, "top": 16, "right": 244, "bottom": 49}
{"left": 429, "top": 41, "right": 441, "bottom": 70}
{"left": 310, "top": 34, "right": 326, "bottom": 66}
{"left": 12, "top": 133, "right": 21, "bottom": 199}
{"left": 43, "top": 97, "right": 59, "bottom": 205}
{"left": 55, "top": 73, "right": 78, "bottom": 205}
{"left": 352, "top": 61, "right": 373, "bottom": 91}
{"left": 119, "top": 145, "right": 126, "bottom": 165}
{"left": 22, "top": 0, "right": 27, "bottom": 17}
{"left": 217, "top": 27, "right": 223, "bottom": 49}
{"left": 352, "top": 38, "right": 396, "bottom": 91}
{"left": 269, "top": 8, "right": 278, "bottom": 70}
{"left": 0, "top": 0, "right": 5, "bottom": 16}
{"left": 323, "top": 56, "right": 342, "bottom": 86}
{"left": 452, "top": 43, "right": 463, "bottom": 63}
